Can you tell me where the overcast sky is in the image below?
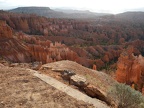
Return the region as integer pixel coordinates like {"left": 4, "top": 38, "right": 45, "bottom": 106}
{"left": 0, "top": 0, "right": 144, "bottom": 13}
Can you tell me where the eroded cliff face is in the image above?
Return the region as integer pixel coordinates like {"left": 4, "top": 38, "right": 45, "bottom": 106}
{"left": 0, "top": 20, "right": 13, "bottom": 38}
{"left": 0, "top": 21, "right": 79, "bottom": 64}
{"left": 1, "top": 11, "right": 144, "bottom": 71}
{"left": 116, "top": 46, "right": 144, "bottom": 92}
{"left": 0, "top": 20, "right": 31, "bottom": 62}
{"left": 18, "top": 33, "right": 78, "bottom": 63}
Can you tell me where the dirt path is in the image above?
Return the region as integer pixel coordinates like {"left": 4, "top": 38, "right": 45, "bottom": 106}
{"left": 31, "top": 69, "right": 109, "bottom": 108}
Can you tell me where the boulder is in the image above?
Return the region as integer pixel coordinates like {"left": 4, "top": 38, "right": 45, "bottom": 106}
{"left": 70, "top": 74, "right": 88, "bottom": 87}
{"left": 84, "top": 84, "right": 111, "bottom": 105}
{"left": 61, "top": 70, "right": 76, "bottom": 80}
{"left": 84, "top": 84, "right": 106, "bottom": 98}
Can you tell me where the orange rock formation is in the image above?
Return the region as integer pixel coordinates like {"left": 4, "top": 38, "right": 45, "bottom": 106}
{"left": 116, "top": 46, "right": 144, "bottom": 91}
{"left": 93, "top": 64, "right": 97, "bottom": 70}
{"left": 0, "top": 20, "right": 13, "bottom": 38}
{"left": 0, "top": 21, "right": 79, "bottom": 64}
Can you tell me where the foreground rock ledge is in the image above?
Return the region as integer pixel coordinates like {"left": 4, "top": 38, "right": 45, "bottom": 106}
{"left": 40, "top": 60, "right": 116, "bottom": 107}
{"left": 0, "top": 66, "right": 95, "bottom": 108}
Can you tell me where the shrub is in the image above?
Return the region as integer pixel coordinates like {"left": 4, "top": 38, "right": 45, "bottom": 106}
{"left": 108, "top": 83, "right": 144, "bottom": 108}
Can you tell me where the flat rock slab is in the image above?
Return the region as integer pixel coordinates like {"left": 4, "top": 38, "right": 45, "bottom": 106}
{"left": 70, "top": 74, "right": 88, "bottom": 87}
{"left": 32, "top": 70, "right": 109, "bottom": 108}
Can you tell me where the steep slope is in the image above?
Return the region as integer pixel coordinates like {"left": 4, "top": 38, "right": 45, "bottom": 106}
{"left": 33, "top": 70, "right": 109, "bottom": 108}
{"left": 40, "top": 60, "right": 116, "bottom": 106}
{"left": 0, "top": 20, "right": 79, "bottom": 63}
{"left": 0, "top": 20, "right": 31, "bottom": 62}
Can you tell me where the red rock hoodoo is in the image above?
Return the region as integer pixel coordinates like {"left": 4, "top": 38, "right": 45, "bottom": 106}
{"left": 116, "top": 46, "right": 144, "bottom": 91}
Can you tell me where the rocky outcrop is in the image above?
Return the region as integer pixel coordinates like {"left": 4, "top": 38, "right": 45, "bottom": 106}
{"left": 40, "top": 60, "right": 116, "bottom": 106}
{"left": 28, "top": 41, "right": 78, "bottom": 64}
{"left": 84, "top": 84, "right": 108, "bottom": 103}
{"left": 0, "top": 20, "right": 13, "bottom": 38}
{"left": 92, "top": 64, "right": 97, "bottom": 70}
{"left": 0, "top": 20, "right": 79, "bottom": 64}
{"left": 61, "top": 70, "right": 76, "bottom": 80}
{"left": 116, "top": 46, "right": 144, "bottom": 91}
{"left": 0, "top": 21, "right": 31, "bottom": 62}
{"left": 70, "top": 74, "right": 88, "bottom": 87}
{"left": 69, "top": 74, "right": 111, "bottom": 105}
{"left": 0, "top": 38, "right": 31, "bottom": 62}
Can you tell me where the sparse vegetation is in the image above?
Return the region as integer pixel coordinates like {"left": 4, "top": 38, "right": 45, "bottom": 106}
{"left": 108, "top": 83, "right": 144, "bottom": 108}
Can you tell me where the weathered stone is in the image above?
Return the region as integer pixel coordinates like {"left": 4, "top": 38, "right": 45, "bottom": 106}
{"left": 84, "top": 84, "right": 111, "bottom": 105}
{"left": 61, "top": 70, "right": 76, "bottom": 80}
{"left": 40, "top": 60, "right": 117, "bottom": 106}
{"left": 70, "top": 75, "right": 88, "bottom": 87}
{"left": 84, "top": 84, "right": 106, "bottom": 98}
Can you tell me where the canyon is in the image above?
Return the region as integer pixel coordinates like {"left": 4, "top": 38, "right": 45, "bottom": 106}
{"left": 0, "top": 9, "right": 144, "bottom": 95}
